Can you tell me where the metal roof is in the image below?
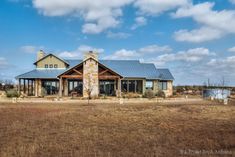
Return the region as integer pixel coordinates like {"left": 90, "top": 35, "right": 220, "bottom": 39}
{"left": 157, "top": 69, "right": 174, "bottom": 80}
{"left": 16, "top": 59, "right": 174, "bottom": 80}
{"left": 15, "top": 69, "right": 66, "bottom": 79}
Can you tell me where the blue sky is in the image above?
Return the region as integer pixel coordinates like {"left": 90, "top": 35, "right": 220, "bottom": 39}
{"left": 0, "top": 0, "right": 235, "bottom": 86}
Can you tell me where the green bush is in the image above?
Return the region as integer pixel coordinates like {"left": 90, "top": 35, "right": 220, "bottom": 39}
{"left": 144, "top": 89, "right": 155, "bottom": 99}
{"left": 41, "top": 88, "right": 47, "bottom": 97}
{"left": 122, "top": 92, "right": 142, "bottom": 98}
{"left": 5, "top": 89, "right": 19, "bottom": 98}
{"left": 156, "top": 90, "right": 165, "bottom": 98}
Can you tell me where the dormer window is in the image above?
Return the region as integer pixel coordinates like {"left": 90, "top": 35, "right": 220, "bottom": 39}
{"left": 49, "top": 64, "right": 53, "bottom": 68}
{"left": 45, "top": 64, "right": 48, "bottom": 68}
{"left": 54, "top": 64, "right": 58, "bottom": 68}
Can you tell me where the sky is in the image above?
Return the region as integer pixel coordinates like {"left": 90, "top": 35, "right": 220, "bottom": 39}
{"left": 0, "top": 0, "right": 235, "bottom": 86}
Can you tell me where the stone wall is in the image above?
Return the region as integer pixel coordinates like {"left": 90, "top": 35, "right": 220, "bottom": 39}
{"left": 163, "top": 81, "right": 173, "bottom": 97}
{"left": 34, "top": 79, "right": 42, "bottom": 97}
{"left": 83, "top": 52, "right": 99, "bottom": 98}
{"left": 153, "top": 80, "right": 158, "bottom": 95}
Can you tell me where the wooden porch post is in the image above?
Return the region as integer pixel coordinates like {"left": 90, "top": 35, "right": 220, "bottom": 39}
{"left": 27, "top": 79, "right": 30, "bottom": 96}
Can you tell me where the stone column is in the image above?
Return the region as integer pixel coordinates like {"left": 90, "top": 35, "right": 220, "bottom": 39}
{"left": 63, "top": 79, "right": 68, "bottom": 96}
{"left": 153, "top": 80, "right": 158, "bottom": 95}
{"left": 83, "top": 58, "right": 99, "bottom": 98}
{"left": 35, "top": 79, "right": 38, "bottom": 97}
{"left": 59, "top": 78, "right": 63, "bottom": 97}
{"left": 38, "top": 79, "right": 42, "bottom": 97}
{"left": 142, "top": 79, "right": 146, "bottom": 95}
{"left": 35, "top": 79, "right": 42, "bottom": 97}
{"left": 116, "top": 78, "right": 121, "bottom": 97}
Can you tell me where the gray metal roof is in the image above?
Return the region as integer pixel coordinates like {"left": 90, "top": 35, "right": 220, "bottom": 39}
{"left": 157, "top": 69, "right": 174, "bottom": 80}
{"left": 16, "top": 69, "right": 66, "bottom": 79}
{"left": 16, "top": 59, "right": 174, "bottom": 80}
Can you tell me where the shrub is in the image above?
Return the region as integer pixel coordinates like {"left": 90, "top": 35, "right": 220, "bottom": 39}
{"left": 41, "top": 88, "right": 47, "bottom": 97}
{"left": 122, "top": 93, "right": 141, "bottom": 98}
{"left": 156, "top": 90, "right": 165, "bottom": 98}
{"left": 5, "top": 89, "right": 19, "bottom": 98}
{"left": 144, "top": 89, "right": 155, "bottom": 99}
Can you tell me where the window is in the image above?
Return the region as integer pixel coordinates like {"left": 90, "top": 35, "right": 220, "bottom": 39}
{"left": 45, "top": 64, "right": 48, "bottom": 68}
{"left": 99, "top": 80, "right": 115, "bottom": 96}
{"left": 146, "top": 81, "right": 153, "bottom": 90}
{"left": 159, "top": 81, "right": 167, "bottom": 90}
{"left": 121, "top": 80, "right": 128, "bottom": 93}
{"left": 42, "top": 80, "right": 59, "bottom": 95}
{"left": 68, "top": 80, "right": 83, "bottom": 95}
{"left": 49, "top": 64, "right": 53, "bottom": 68}
{"left": 54, "top": 64, "right": 58, "bottom": 68}
{"left": 121, "top": 80, "right": 143, "bottom": 93}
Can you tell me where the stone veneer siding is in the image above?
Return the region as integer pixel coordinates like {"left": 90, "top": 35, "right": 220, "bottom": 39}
{"left": 163, "top": 81, "right": 173, "bottom": 97}
{"left": 83, "top": 53, "right": 99, "bottom": 98}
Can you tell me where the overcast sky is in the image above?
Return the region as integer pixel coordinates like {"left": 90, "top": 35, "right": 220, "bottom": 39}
{"left": 0, "top": 0, "right": 235, "bottom": 86}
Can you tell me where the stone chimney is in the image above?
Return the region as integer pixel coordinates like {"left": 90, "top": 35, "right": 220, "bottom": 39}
{"left": 83, "top": 51, "right": 99, "bottom": 98}
{"left": 83, "top": 51, "right": 98, "bottom": 61}
{"left": 37, "top": 50, "right": 45, "bottom": 61}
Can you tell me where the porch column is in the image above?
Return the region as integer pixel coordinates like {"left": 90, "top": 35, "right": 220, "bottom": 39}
{"left": 59, "top": 78, "right": 63, "bottom": 97}
{"left": 23, "top": 79, "right": 26, "bottom": 94}
{"left": 35, "top": 79, "right": 38, "bottom": 97}
{"left": 63, "top": 79, "right": 68, "bottom": 96}
{"left": 38, "top": 79, "right": 42, "bottom": 97}
{"left": 142, "top": 79, "right": 146, "bottom": 95}
{"left": 117, "top": 78, "right": 121, "bottom": 97}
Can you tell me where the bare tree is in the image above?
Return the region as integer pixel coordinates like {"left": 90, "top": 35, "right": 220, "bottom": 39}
{"left": 220, "top": 76, "right": 226, "bottom": 99}
{"left": 84, "top": 73, "right": 93, "bottom": 104}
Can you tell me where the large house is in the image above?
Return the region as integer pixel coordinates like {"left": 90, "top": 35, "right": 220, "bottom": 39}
{"left": 16, "top": 50, "right": 174, "bottom": 98}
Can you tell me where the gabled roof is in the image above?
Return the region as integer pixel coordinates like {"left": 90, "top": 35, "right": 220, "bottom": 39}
{"left": 59, "top": 57, "right": 123, "bottom": 78}
{"left": 157, "top": 69, "right": 174, "bottom": 80}
{"left": 33, "top": 53, "right": 69, "bottom": 66}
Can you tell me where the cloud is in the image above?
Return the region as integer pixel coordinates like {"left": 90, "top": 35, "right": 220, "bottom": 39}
{"left": 106, "top": 31, "right": 131, "bottom": 39}
{"left": 138, "top": 45, "right": 172, "bottom": 54}
{"left": 207, "top": 56, "right": 235, "bottom": 68}
{"left": 229, "top": 0, "right": 235, "bottom": 4}
{"left": 103, "top": 44, "right": 172, "bottom": 60}
{"left": 228, "top": 46, "right": 235, "bottom": 52}
{"left": 131, "top": 16, "right": 147, "bottom": 30}
{"left": 0, "top": 57, "right": 10, "bottom": 70}
{"left": 134, "top": 0, "right": 190, "bottom": 16}
{"left": 174, "top": 27, "right": 224, "bottom": 43}
{"left": 20, "top": 45, "right": 44, "bottom": 53}
{"left": 58, "top": 45, "right": 104, "bottom": 58}
{"left": 150, "top": 47, "right": 215, "bottom": 66}
{"left": 172, "top": 2, "right": 235, "bottom": 42}
{"left": 104, "top": 49, "right": 137, "bottom": 60}
{"left": 32, "top": 0, "right": 133, "bottom": 34}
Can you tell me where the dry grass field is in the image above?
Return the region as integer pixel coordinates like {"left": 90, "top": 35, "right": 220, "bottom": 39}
{"left": 0, "top": 100, "right": 234, "bottom": 157}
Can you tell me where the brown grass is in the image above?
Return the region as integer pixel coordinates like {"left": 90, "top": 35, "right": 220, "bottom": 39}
{"left": 0, "top": 100, "right": 234, "bottom": 157}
